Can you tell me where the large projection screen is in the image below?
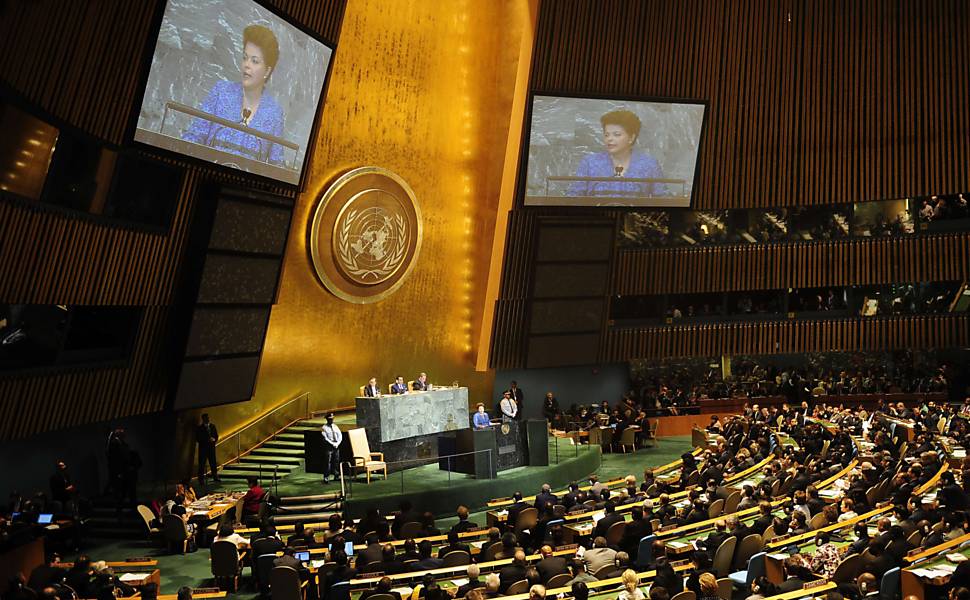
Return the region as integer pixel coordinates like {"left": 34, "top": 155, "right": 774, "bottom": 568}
{"left": 133, "top": 0, "right": 334, "bottom": 185}
{"left": 524, "top": 95, "right": 706, "bottom": 208}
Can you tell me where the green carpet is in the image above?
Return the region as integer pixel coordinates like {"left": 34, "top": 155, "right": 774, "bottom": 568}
{"left": 71, "top": 435, "right": 692, "bottom": 597}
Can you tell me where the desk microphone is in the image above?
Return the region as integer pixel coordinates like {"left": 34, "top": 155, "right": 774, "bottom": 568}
{"left": 614, "top": 165, "right": 624, "bottom": 177}
{"left": 241, "top": 108, "right": 252, "bottom": 125}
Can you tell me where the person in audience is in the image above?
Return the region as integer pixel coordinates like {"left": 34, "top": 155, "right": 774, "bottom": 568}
{"left": 696, "top": 572, "right": 720, "bottom": 600}
{"left": 241, "top": 476, "right": 264, "bottom": 521}
{"left": 360, "top": 577, "right": 402, "bottom": 600}
{"left": 378, "top": 543, "right": 407, "bottom": 574}
{"left": 535, "top": 483, "right": 558, "bottom": 511}
{"left": 420, "top": 511, "right": 441, "bottom": 536}
{"left": 536, "top": 544, "right": 568, "bottom": 584}
{"left": 684, "top": 552, "right": 715, "bottom": 597}
{"left": 320, "top": 549, "right": 356, "bottom": 598}
{"left": 651, "top": 558, "right": 683, "bottom": 595}
{"left": 582, "top": 536, "right": 617, "bottom": 576}
{"left": 28, "top": 554, "right": 63, "bottom": 592}
{"left": 455, "top": 564, "right": 485, "bottom": 597}
{"left": 451, "top": 505, "right": 478, "bottom": 533}
{"left": 593, "top": 500, "right": 624, "bottom": 539}
{"left": 412, "top": 372, "right": 430, "bottom": 392}
{"left": 176, "top": 587, "right": 193, "bottom": 600}
{"left": 498, "top": 550, "right": 529, "bottom": 593}
{"left": 565, "top": 559, "right": 596, "bottom": 587}
{"left": 483, "top": 573, "right": 501, "bottom": 598}
{"left": 528, "top": 584, "right": 546, "bottom": 600}
{"left": 647, "top": 587, "right": 669, "bottom": 600}
{"left": 274, "top": 547, "right": 310, "bottom": 581}
{"left": 617, "top": 569, "right": 644, "bottom": 600}
{"left": 251, "top": 523, "right": 284, "bottom": 559}
{"left": 214, "top": 522, "right": 249, "bottom": 551}
{"left": 356, "top": 532, "right": 383, "bottom": 568}
{"left": 619, "top": 505, "right": 652, "bottom": 559}
{"left": 777, "top": 555, "right": 812, "bottom": 593}
{"left": 810, "top": 531, "right": 841, "bottom": 578}
{"left": 571, "top": 581, "right": 589, "bottom": 600}
{"left": 414, "top": 539, "right": 443, "bottom": 570}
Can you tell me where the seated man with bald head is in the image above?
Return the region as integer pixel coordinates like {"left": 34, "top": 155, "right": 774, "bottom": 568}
{"left": 536, "top": 545, "right": 568, "bottom": 584}
{"left": 499, "top": 550, "right": 529, "bottom": 593}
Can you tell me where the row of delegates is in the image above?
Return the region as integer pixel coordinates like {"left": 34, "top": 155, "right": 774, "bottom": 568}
{"left": 362, "top": 372, "right": 433, "bottom": 396}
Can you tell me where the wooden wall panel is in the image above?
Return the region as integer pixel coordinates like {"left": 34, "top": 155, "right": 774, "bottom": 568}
{"left": 614, "top": 233, "right": 970, "bottom": 295}
{"left": 530, "top": 0, "right": 970, "bottom": 209}
{"left": 0, "top": 0, "right": 346, "bottom": 439}
{"left": 602, "top": 315, "right": 970, "bottom": 362}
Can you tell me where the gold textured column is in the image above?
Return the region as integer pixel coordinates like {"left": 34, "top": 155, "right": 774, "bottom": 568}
{"left": 196, "top": 0, "right": 534, "bottom": 433}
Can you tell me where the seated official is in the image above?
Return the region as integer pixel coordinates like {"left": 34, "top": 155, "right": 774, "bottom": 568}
{"left": 363, "top": 377, "right": 380, "bottom": 398}
{"left": 473, "top": 403, "right": 492, "bottom": 429}
{"left": 390, "top": 375, "right": 409, "bottom": 395}
{"left": 412, "top": 372, "right": 430, "bottom": 391}
{"left": 360, "top": 577, "right": 402, "bottom": 600}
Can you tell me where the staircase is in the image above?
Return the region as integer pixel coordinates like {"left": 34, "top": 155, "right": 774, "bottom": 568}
{"left": 217, "top": 416, "right": 333, "bottom": 484}
{"left": 272, "top": 492, "right": 343, "bottom": 524}
{"left": 85, "top": 498, "right": 144, "bottom": 539}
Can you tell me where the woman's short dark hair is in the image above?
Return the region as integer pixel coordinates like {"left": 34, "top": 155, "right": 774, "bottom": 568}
{"left": 600, "top": 110, "right": 642, "bottom": 140}
{"left": 218, "top": 523, "right": 233, "bottom": 537}
{"left": 243, "top": 25, "right": 280, "bottom": 73}
{"left": 571, "top": 581, "right": 588, "bottom": 600}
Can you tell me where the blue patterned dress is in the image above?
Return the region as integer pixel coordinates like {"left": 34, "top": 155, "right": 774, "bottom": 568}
{"left": 567, "top": 151, "right": 664, "bottom": 197}
{"left": 182, "top": 80, "right": 285, "bottom": 165}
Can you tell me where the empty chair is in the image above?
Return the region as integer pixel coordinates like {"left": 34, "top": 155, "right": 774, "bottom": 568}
{"left": 831, "top": 553, "right": 862, "bottom": 584}
{"left": 670, "top": 591, "right": 696, "bottom": 600}
{"left": 716, "top": 577, "right": 732, "bottom": 600}
{"left": 732, "top": 534, "right": 764, "bottom": 572}
{"left": 708, "top": 498, "right": 725, "bottom": 519}
{"left": 270, "top": 565, "right": 307, "bottom": 600}
{"left": 880, "top": 567, "right": 900, "bottom": 600}
{"left": 348, "top": 427, "right": 387, "bottom": 483}
{"left": 809, "top": 512, "right": 828, "bottom": 530}
{"left": 442, "top": 550, "right": 471, "bottom": 567}
{"left": 136, "top": 504, "right": 161, "bottom": 540}
{"left": 723, "top": 491, "right": 741, "bottom": 514}
{"left": 254, "top": 553, "right": 278, "bottom": 595}
{"left": 210, "top": 539, "right": 242, "bottom": 591}
{"left": 728, "top": 551, "right": 766, "bottom": 589}
{"left": 161, "top": 514, "right": 189, "bottom": 554}
{"left": 399, "top": 521, "right": 424, "bottom": 539}
{"left": 606, "top": 520, "right": 626, "bottom": 547}
{"left": 481, "top": 541, "right": 503, "bottom": 562}
{"left": 506, "top": 580, "right": 529, "bottom": 595}
{"left": 635, "top": 534, "right": 657, "bottom": 569}
{"left": 617, "top": 427, "right": 638, "bottom": 453}
{"left": 712, "top": 536, "right": 737, "bottom": 578}
{"left": 514, "top": 507, "right": 538, "bottom": 535}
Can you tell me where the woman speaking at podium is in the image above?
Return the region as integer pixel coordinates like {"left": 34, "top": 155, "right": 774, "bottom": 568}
{"left": 567, "top": 110, "right": 663, "bottom": 198}
{"left": 182, "top": 24, "right": 286, "bottom": 165}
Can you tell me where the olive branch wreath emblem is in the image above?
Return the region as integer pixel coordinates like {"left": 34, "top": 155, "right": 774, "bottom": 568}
{"left": 336, "top": 208, "right": 408, "bottom": 281}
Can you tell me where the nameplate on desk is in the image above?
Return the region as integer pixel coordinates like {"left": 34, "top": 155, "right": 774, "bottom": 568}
{"left": 555, "top": 544, "right": 578, "bottom": 552}
{"left": 367, "top": 572, "right": 385, "bottom": 578}
{"left": 126, "top": 557, "right": 151, "bottom": 563}
{"left": 769, "top": 534, "right": 791, "bottom": 544}
{"left": 658, "top": 524, "right": 677, "bottom": 532}
{"left": 670, "top": 559, "right": 692, "bottom": 568}
{"left": 193, "top": 588, "right": 221, "bottom": 594}
{"left": 802, "top": 580, "right": 827, "bottom": 590}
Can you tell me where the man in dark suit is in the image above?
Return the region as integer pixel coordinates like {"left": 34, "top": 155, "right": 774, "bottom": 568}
{"left": 412, "top": 373, "right": 430, "bottom": 391}
{"left": 562, "top": 483, "right": 581, "bottom": 509}
{"left": 363, "top": 377, "right": 380, "bottom": 398}
{"left": 360, "top": 577, "right": 402, "bottom": 600}
{"left": 437, "top": 530, "right": 471, "bottom": 558}
{"left": 534, "top": 484, "right": 558, "bottom": 511}
{"left": 619, "top": 506, "right": 652, "bottom": 560}
{"left": 414, "top": 539, "right": 443, "bottom": 570}
{"left": 776, "top": 556, "right": 811, "bottom": 593}
{"left": 451, "top": 505, "right": 479, "bottom": 533}
{"left": 535, "top": 544, "right": 568, "bottom": 584}
{"left": 499, "top": 550, "right": 529, "bottom": 593}
{"left": 251, "top": 525, "right": 285, "bottom": 558}
{"left": 274, "top": 547, "right": 310, "bottom": 581}
{"left": 378, "top": 544, "right": 408, "bottom": 575}
{"left": 506, "top": 492, "right": 530, "bottom": 529}
{"left": 698, "top": 519, "right": 731, "bottom": 558}
{"left": 593, "top": 501, "right": 625, "bottom": 540}
{"left": 390, "top": 376, "right": 409, "bottom": 395}
{"left": 749, "top": 502, "right": 774, "bottom": 536}
{"left": 196, "top": 413, "right": 219, "bottom": 483}
{"left": 355, "top": 533, "right": 383, "bottom": 569}
{"left": 455, "top": 564, "right": 485, "bottom": 597}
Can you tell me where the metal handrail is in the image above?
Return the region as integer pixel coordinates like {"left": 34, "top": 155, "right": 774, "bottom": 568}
{"left": 215, "top": 391, "right": 311, "bottom": 468}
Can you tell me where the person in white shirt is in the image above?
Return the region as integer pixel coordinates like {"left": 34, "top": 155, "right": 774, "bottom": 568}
{"left": 500, "top": 391, "right": 518, "bottom": 422}
{"left": 321, "top": 413, "right": 343, "bottom": 483}
{"left": 214, "top": 522, "right": 249, "bottom": 555}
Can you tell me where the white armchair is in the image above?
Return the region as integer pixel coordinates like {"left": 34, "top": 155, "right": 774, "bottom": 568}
{"left": 348, "top": 428, "right": 387, "bottom": 483}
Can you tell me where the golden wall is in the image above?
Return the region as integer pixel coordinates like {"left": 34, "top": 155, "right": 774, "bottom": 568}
{"left": 193, "top": 0, "right": 534, "bottom": 435}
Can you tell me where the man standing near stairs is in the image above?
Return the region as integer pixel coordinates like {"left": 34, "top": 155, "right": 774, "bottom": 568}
{"left": 321, "top": 412, "right": 343, "bottom": 483}
{"left": 196, "top": 413, "right": 220, "bottom": 485}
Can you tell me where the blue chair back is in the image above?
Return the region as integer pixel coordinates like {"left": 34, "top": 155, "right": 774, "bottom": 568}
{"left": 745, "top": 552, "right": 766, "bottom": 587}
{"left": 880, "top": 566, "right": 900, "bottom": 600}
{"left": 635, "top": 534, "right": 656, "bottom": 569}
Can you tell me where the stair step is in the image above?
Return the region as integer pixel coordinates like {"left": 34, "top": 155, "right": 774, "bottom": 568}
{"left": 250, "top": 447, "right": 305, "bottom": 457}
{"left": 275, "top": 502, "right": 340, "bottom": 512}
{"left": 272, "top": 511, "right": 337, "bottom": 524}
{"left": 218, "top": 470, "right": 285, "bottom": 480}
{"left": 88, "top": 527, "right": 145, "bottom": 539}
{"left": 239, "top": 455, "right": 303, "bottom": 465}
{"left": 223, "top": 463, "right": 294, "bottom": 473}
{"left": 263, "top": 440, "right": 305, "bottom": 448}
{"left": 276, "top": 432, "right": 306, "bottom": 441}
{"left": 279, "top": 493, "right": 341, "bottom": 505}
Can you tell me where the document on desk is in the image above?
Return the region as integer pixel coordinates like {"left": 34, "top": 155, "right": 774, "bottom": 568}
{"left": 119, "top": 573, "right": 150, "bottom": 583}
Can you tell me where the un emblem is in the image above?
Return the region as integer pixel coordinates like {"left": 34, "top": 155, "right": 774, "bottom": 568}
{"left": 309, "top": 167, "right": 422, "bottom": 304}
